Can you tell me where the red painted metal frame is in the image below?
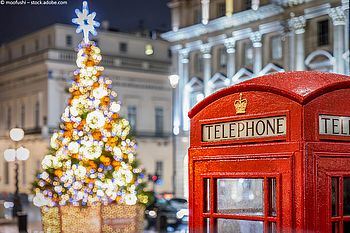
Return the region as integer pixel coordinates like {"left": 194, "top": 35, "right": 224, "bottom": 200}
{"left": 199, "top": 172, "right": 281, "bottom": 232}
{"left": 188, "top": 71, "right": 350, "bottom": 233}
{"left": 327, "top": 174, "right": 350, "bottom": 233}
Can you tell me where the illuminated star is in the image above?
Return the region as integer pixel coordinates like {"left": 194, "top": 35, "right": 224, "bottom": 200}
{"left": 72, "top": 1, "right": 100, "bottom": 44}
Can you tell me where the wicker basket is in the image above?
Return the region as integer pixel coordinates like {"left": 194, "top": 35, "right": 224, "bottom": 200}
{"left": 41, "top": 204, "right": 145, "bottom": 233}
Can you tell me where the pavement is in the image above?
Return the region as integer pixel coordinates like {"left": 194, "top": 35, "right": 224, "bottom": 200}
{"left": 0, "top": 223, "right": 188, "bottom": 233}
{"left": 0, "top": 204, "right": 188, "bottom": 233}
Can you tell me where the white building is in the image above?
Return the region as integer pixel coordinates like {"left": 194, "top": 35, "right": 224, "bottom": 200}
{"left": 0, "top": 24, "right": 173, "bottom": 195}
{"left": 161, "top": 0, "right": 349, "bottom": 198}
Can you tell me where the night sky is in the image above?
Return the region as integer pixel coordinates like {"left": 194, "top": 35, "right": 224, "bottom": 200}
{"left": 0, "top": 0, "right": 171, "bottom": 44}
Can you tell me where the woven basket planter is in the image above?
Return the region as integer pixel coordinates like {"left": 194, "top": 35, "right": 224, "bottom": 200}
{"left": 41, "top": 204, "right": 145, "bottom": 233}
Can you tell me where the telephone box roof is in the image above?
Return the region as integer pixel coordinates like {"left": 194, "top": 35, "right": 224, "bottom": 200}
{"left": 189, "top": 71, "right": 350, "bottom": 118}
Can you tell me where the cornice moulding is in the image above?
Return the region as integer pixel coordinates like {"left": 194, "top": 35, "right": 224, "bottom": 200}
{"left": 161, "top": 4, "right": 284, "bottom": 42}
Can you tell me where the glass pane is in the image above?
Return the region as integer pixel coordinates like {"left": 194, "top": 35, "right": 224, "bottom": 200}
{"left": 268, "top": 222, "right": 277, "bottom": 233}
{"left": 204, "top": 218, "right": 210, "bottom": 233}
{"left": 344, "top": 221, "right": 350, "bottom": 233}
{"left": 217, "top": 179, "right": 264, "bottom": 215}
{"left": 217, "top": 219, "right": 263, "bottom": 233}
{"left": 204, "top": 179, "right": 210, "bottom": 213}
{"left": 269, "top": 178, "right": 277, "bottom": 216}
{"left": 332, "top": 177, "right": 339, "bottom": 217}
{"left": 344, "top": 177, "right": 350, "bottom": 216}
{"left": 332, "top": 222, "right": 339, "bottom": 233}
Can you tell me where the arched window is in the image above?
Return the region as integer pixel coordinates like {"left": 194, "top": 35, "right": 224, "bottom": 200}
{"left": 305, "top": 50, "right": 334, "bottom": 72}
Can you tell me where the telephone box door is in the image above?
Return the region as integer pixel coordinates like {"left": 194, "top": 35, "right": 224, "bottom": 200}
{"left": 317, "top": 153, "right": 350, "bottom": 233}
{"left": 191, "top": 154, "right": 293, "bottom": 233}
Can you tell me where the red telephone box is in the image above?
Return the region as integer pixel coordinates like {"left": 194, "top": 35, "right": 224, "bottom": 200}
{"left": 188, "top": 71, "right": 350, "bottom": 233}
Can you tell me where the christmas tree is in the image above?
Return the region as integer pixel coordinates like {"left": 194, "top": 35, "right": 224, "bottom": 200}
{"left": 32, "top": 1, "right": 148, "bottom": 208}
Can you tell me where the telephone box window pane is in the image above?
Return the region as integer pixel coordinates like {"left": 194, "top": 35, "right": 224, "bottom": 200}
{"left": 204, "top": 178, "right": 210, "bottom": 212}
{"left": 344, "top": 221, "right": 350, "bottom": 233}
{"left": 204, "top": 218, "right": 210, "bottom": 233}
{"left": 217, "top": 219, "right": 263, "bottom": 233}
{"left": 344, "top": 177, "right": 350, "bottom": 216}
{"left": 332, "top": 222, "right": 339, "bottom": 233}
{"left": 217, "top": 179, "right": 264, "bottom": 215}
{"left": 268, "top": 222, "right": 277, "bottom": 233}
{"left": 269, "top": 178, "right": 277, "bottom": 216}
{"left": 332, "top": 177, "right": 339, "bottom": 217}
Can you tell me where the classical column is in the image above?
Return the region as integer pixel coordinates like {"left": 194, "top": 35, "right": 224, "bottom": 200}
{"left": 250, "top": 32, "right": 262, "bottom": 75}
{"left": 201, "top": 0, "right": 210, "bottom": 25}
{"left": 201, "top": 44, "right": 212, "bottom": 97}
{"left": 225, "top": 0, "right": 233, "bottom": 16}
{"left": 343, "top": 1, "right": 349, "bottom": 74}
{"left": 224, "top": 38, "right": 236, "bottom": 83}
{"left": 252, "top": 0, "right": 260, "bottom": 10}
{"left": 329, "top": 7, "right": 346, "bottom": 74}
{"left": 179, "top": 50, "right": 190, "bottom": 131}
{"left": 288, "top": 30, "right": 296, "bottom": 71}
{"left": 289, "top": 14, "right": 306, "bottom": 71}
{"left": 171, "top": 46, "right": 181, "bottom": 136}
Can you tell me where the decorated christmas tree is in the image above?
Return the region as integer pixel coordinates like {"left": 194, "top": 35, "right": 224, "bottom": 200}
{"left": 32, "top": 1, "right": 148, "bottom": 209}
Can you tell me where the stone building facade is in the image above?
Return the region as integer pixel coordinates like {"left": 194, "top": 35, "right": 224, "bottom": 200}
{"left": 161, "top": 0, "right": 349, "bottom": 198}
{"left": 0, "top": 24, "right": 172, "bottom": 195}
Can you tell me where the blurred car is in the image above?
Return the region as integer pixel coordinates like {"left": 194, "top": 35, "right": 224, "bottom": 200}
{"left": 145, "top": 197, "right": 188, "bottom": 231}
{"left": 0, "top": 193, "right": 29, "bottom": 218}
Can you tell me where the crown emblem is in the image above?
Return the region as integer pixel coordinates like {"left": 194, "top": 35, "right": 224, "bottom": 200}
{"left": 234, "top": 93, "right": 247, "bottom": 114}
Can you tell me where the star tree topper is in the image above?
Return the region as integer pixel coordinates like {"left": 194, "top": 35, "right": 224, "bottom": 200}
{"left": 72, "top": 1, "right": 100, "bottom": 44}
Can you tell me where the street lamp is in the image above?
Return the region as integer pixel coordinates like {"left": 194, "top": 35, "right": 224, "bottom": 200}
{"left": 168, "top": 74, "right": 179, "bottom": 196}
{"left": 168, "top": 74, "right": 179, "bottom": 89}
{"left": 3, "top": 127, "right": 30, "bottom": 218}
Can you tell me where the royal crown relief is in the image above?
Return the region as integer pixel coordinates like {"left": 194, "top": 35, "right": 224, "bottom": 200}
{"left": 234, "top": 93, "right": 247, "bottom": 114}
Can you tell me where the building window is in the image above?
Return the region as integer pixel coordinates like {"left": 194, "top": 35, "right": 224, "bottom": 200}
{"left": 155, "top": 161, "right": 163, "bottom": 180}
{"left": 35, "top": 101, "right": 40, "bottom": 128}
{"left": 271, "top": 36, "right": 282, "bottom": 60}
{"left": 35, "top": 39, "right": 39, "bottom": 51}
{"left": 21, "top": 104, "right": 25, "bottom": 128}
{"left": 317, "top": 19, "right": 329, "bottom": 46}
{"left": 194, "top": 53, "right": 203, "bottom": 73}
{"left": 168, "top": 49, "right": 172, "bottom": 58}
{"left": 243, "top": 0, "right": 252, "bottom": 11}
{"left": 119, "top": 42, "right": 128, "bottom": 53}
{"left": 7, "top": 106, "right": 11, "bottom": 129}
{"left": 127, "top": 106, "right": 137, "bottom": 131}
{"left": 217, "top": 2, "right": 226, "bottom": 17}
{"left": 21, "top": 45, "right": 25, "bottom": 56}
{"left": 155, "top": 107, "right": 164, "bottom": 135}
{"left": 194, "top": 8, "right": 201, "bottom": 24}
{"left": 4, "top": 161, "right": 9, "bottom": 184}
{"left": 48, "top": 34, "right": 52, "bottom": 47}
{"left": 218, "top": 47, "right": 227, "bottom": 68}
{"left": 244, "top": 43, "right": 254, "bottom": 66}
{"left": 66, "top": 35, "right": 73, "bottom": 47}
